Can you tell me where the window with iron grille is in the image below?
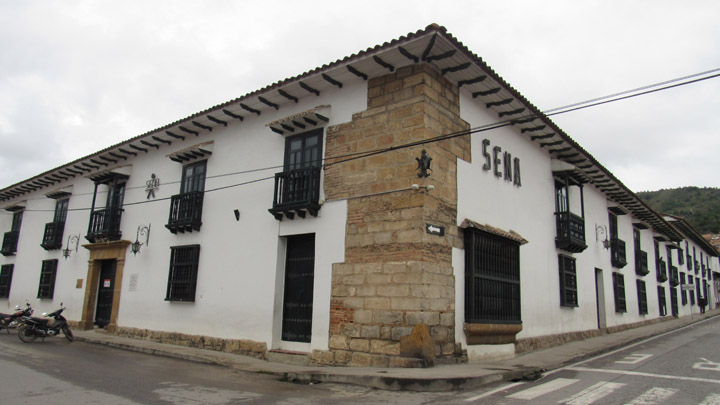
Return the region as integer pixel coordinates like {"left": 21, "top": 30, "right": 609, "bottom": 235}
{"left": 37, "top": 259, "right": 58, "bottom": 299}
{"left": 167, "top": 160, "right": 207, "bottom": 233}
{"left": 0, "top": 264, "right": 13, "bottom": 298}
{"left": 689, "top": 276, "right": 696, "bottom": 305}
{"left": 559, "top": 254, "right": 578, "bottom": 307}
{"left": 678, "top": 248, "right": 684, "bottom": 265}
{"left": 680, "top": 273, "right": 687, "bottom": 305}
{"left": 612, "top": 272, "right": 626, "bottom": 313}
{"left": 636, "top": 279, "right": 647, "bottom": 315}
{"left": 165, "top": 245, "right": 200, "bottom": 302}
{"left": 658, "top": 286, "right": 667, "bottom": 316}
{"left": 41, "top": 198, "right": 69, "bottom": 250}
{"left": 464, "top": 228, "right": 521, "bottom": 324}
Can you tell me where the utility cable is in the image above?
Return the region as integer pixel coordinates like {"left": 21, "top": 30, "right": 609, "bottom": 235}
{"left": 3, "top": 67, "right": 720, "bottom": 215}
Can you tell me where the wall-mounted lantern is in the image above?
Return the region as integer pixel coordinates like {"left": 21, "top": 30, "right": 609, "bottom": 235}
{"left": 132, "top": 224, "right": 151, "bottom": 256}
{"left": 62, "top": 234, "right": 80, "bottom": 260}
{"left": 595, "top": 224, "right": 611, "bottom": 250}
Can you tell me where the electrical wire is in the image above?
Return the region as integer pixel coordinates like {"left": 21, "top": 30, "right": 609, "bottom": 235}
{"left": 3, "top": 67, "right": 720, "bottom": 216}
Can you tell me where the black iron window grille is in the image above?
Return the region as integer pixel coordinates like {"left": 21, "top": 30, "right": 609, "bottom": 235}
{"left": 608, "top": 213, "right": 627, "bottom": 268}
{"left": 41, "top": 198, "right": 68, "bottom": 250}
{"left": 670, "top": 286, "right": 679, "bottom": 316}
{"left": 269, "top": 129, "right": 323, "bottom": 221}
{"left": 633, "top": 228, "right": 649, "bottom": 276}
{"left": 637, "top": 279, "right": 648, "bottom": 315}
{"left": 559, "top": 254, "right": 578, "bottom": 307}
{"left": 610, "top": 238, "right": 627, "bottom": 269}
{"left": 612, "top": 272, "right": 626, "bottom": 313}
{"left": 166, "top": 245, "right": 200, "bottom": 302}
{"left": 86, "top": 174, "right": 127, "bottom": 243}
{"left": 689, "top": 276, "right": 696, "bottom": 305}
{"left": 678, "top": 248, "right": 684, "bottom": 265}
{"left": 37, "top": 259, "right": 58, "bottom": 299}
{"left": 464, "top": 228, "right": 521, "bottom": 324}
{"left": 670, "top": 265, "right": 680, "bottom": 287}
{"left": 167, "top": 160, "right": 206, "bottom": 234}
{"left": 658, "top": 286, "right": 667, "bottom": 316}
{"left": 680, "top": 273, "right": 687, "bottom": 305}
{"left": 656, "top": 258, "right": 668, "bottom": 283}
{"left": 1, "top": 210, "right": 23, "bottom": 256}
{"left": 554, "top": 174, "right": 587, "bottom": 253}
{"left": 0, "top": 264, "right": 13, "bottom": 298}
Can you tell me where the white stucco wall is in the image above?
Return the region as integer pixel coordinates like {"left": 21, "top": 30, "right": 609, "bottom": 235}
{"left": 0, "top": 78, "right": 366, "bottom": 352}
{"left": 454, "top": 90, "right": 718, "bottom": 348}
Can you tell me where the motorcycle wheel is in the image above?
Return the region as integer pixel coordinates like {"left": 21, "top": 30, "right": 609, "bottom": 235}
{"left": 18, "top": 325, "right": 38, "bottom": 343}
{"left": 62, "top": 326, "right": 74, "bottom": 342}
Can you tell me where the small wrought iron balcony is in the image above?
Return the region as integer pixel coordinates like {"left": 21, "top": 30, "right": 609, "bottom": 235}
{"left": 610, "top": 238, "right": 627, "bottom": 268}
{"left": 635, "top": 249, "right": 649, "bottom": 276}
{"left": 695, "top": 260, "right": 700, "bottom": 272}
{"left": 555, "top": 211, "right": 587, "bottom": 253}
{"left": 1, "top": 230, "right": 19, "bottom": 256}
{"left": 656, "top": 258, "right": 668, "bottom": 283}
{"left": 166, "top": 191, "right": 204, "bottom": 234}
{"left": 86, "top": 207, "right": 123, "bottom": 243}
{"left": 269, "top": 166, "right": 321, "bottom": 221}
{"left": 41, "top": 221, "right": 65, "bottom": 250}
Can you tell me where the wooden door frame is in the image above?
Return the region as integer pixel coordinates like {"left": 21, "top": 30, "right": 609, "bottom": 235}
{"left": 78, "top": 240, "right": 130, "bottom": 332}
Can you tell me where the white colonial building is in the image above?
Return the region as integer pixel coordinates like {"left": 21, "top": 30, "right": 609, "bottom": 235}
{"left": 0, "top": 24, "right": 717, "bottom": 367}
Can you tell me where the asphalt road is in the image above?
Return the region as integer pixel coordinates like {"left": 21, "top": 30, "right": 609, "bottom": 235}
{"left": 3, "top": 316, "right": 719, "bottom": 404}
{"left": 461, "top": 315, "right": 720, "bottom": 404}
{"left": 0, "top": 331, "right": 456, "bottom": 404}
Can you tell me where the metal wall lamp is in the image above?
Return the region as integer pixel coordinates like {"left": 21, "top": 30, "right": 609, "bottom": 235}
{"left": 62, "top": 234, "right": 80, "bottom": 259}
{"left": 595, "top": 224, "right": 611, "bottom": 250}
{"left": 132, "top": 224, "right": 151, "bottom": 256}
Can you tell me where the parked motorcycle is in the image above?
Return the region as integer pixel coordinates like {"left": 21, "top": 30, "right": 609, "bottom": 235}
{"left": 0, "top": 302, "right": 33, "bottom": 334}
{"left": 17, "top": 303, "right": 73, "bottom": 342}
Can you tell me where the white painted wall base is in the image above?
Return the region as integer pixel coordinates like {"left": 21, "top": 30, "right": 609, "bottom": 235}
{"left": 467, "top": 344, "right": 515, "bottom": 363}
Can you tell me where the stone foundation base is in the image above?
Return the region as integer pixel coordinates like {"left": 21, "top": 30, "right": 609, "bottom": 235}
{"left": 515, "top": 316, "right": 674, "bottom": 355}
{"left": 114, "top": 326, "right": 267, "bottom": 359}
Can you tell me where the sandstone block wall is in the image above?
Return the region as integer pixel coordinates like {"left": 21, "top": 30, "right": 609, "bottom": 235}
{"left": 320, "top": 64, "right": 470, "bottom": 367}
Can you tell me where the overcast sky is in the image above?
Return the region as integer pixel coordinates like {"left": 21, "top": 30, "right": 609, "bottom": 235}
{"left": 1, "top": 1, "right": 719, "bottom": 192}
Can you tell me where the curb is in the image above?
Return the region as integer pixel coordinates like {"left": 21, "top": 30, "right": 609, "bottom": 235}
{"left": 72, "top": 312, "right": 720, "bottom": 392}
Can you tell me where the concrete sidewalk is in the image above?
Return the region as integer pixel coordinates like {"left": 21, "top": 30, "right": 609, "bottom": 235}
{"left": 73, "top": 309, "right": 719, "bottom": 392}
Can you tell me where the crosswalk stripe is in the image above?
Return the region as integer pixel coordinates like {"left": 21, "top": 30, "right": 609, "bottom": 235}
{"left": 506, "top": 378, "right": 579, "bottom": 400}
{"left": 558, "top": 381, "right": 625, "bottom": 405}
{"left": 700, "top": 393, "right": 720, "bottom": 405}
{"left": 625, "top": 387, "right": 678, "bottom": 404}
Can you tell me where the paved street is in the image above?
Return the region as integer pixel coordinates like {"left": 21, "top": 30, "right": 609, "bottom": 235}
{"left": 2, "top": 315, "right": 720, "bottom": 404}
{"left": 461, "top": 315, "right": 720, "bottom": 404}
{"left": 0, "top": 332, "right": 454, "bottom": 404}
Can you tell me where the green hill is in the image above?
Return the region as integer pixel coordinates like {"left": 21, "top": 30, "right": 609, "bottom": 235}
{"left": 637, "top": 187, "right": 720, "bottom": 234}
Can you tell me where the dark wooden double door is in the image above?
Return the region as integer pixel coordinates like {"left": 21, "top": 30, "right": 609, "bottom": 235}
{"left": 95, "top": 260, "right": 116, "bottom": 327}
{"left": 281, "top": 234, "right": 315, "bottom": 343}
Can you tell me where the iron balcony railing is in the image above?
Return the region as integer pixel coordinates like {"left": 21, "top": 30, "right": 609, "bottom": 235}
{"left": 656, "top": 258, "right": 668, "bottom": 283}
{"left": 41, "top": 221, "right": 65, "bottom": 250}
{"left": 635, "top": 249, "right": 649, "bottom": 276}
{"left": 86, "top": 207, "right": 123, "bottom": 243}
{"left": 554, "top": 211, "right": 587, "bottom": 253}
{"left": 610, "top": 238, "right": 627, "bottom": 268}
{"left": 269, "top": 166, "right": 321, "bottom": 220}
{"left": 166, "top": 191, "right": 204, "bottom": 234}
{"left": 1, "top": 230, "right": 19, "bottom": 256}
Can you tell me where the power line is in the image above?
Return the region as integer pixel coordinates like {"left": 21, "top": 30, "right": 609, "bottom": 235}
{"left": 3, "top": 67, "right": 719, "bottom": 216}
